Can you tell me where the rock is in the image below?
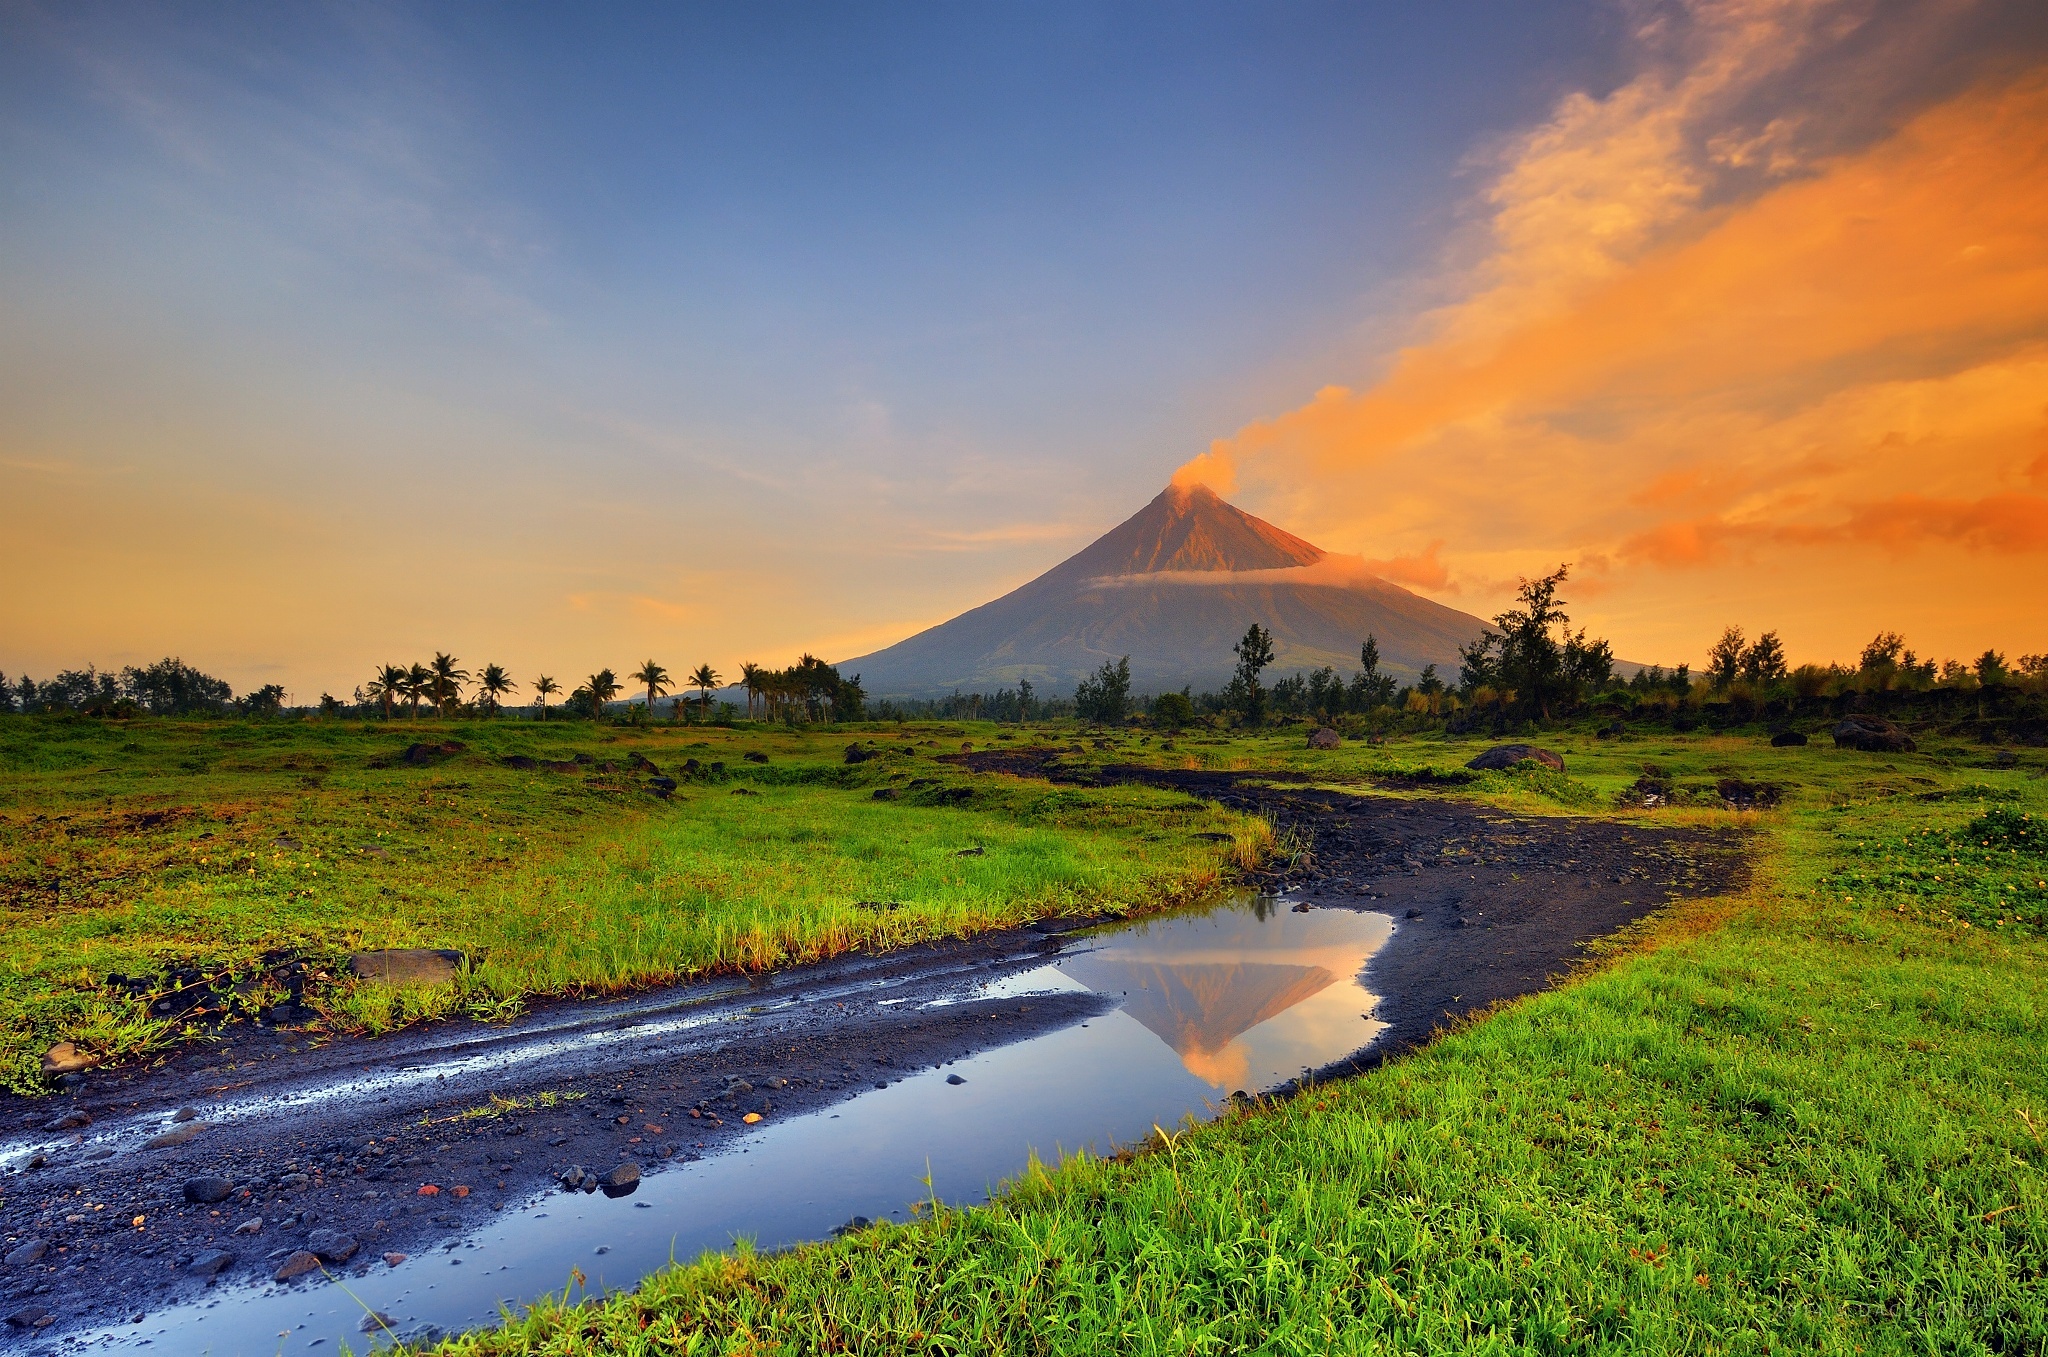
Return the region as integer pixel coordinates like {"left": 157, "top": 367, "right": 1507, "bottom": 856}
{"left": 347, "top": 949, "right": 466, "bottom": 984}
{"left": 145, "top": 1121, "right": 210, "bottom": 1148}
{"left": 382, "top": 1252, "right": 407, "bottom": 1266}
{"left": 1832, "top": 715, "right": 1916, "bottom": 753}
{"left": 42, "top": 1109, "right": 90, "bottom": 1132}
{"left": 1769, "top": 729, "right": 1808, "bottom": 747}
{"left": 4, "top": 1239, "right": 47, "bottom": 1267}
{"left": 170, "top": 1106, "right": 199, "bottom": 1122}
{"left": 361, "top": 1311, "right": 399, "bottom": 1334}
{"left": 597, "top": 1163, "right": 640, "bottom": 1198}
{"left": 306, "top": 1229, "right": 358, "bottom": 1262}
{"left": 279, "top": 1173, "right": 311, "bottom": 1190}
{"left": 399, "top": 740, "right": 463, "bottom": 766}
{"left": 187, "top": 1249, "right": 235, "bottom": 1277}
{"left": 960, "top": 741, "right": 974, "bottom": 753}
{"left": 955, "top": 846, "right": 985, "bottom": 857}
{"left": 39, "top": 1043, "right": 95, "bottom": 1077}
{"left": 183, "top": 1175, "right": 234, "bottom": 1205}
{"left": 1306, "top": 727, "right": 1341, "bottom": 750}
{"left": 231, "top": 1216, "right": 263, "bottom": 1235}
{"left": 870, "top": 788, "right": 898, "bottom": 800}
{"left": 3, "top": 1307, "right": 53, "bottom": 1330}
{"left": 645, "top": 776, "right": 678, "bottom": 797}
{"left": 1404, "top": 909, "right": 1423, "bottom": 919}
{"left": 843, "top": 744, "right": 875, "bottom": 764}
{"left": 744, "top": 751, "right": 769, "bottom": 763}
{"left": 945, "top": 1074, "right": 966, "bottom": 1086}
{"left": 272, "top": 1250, "right": 322, "bottom": 1281}
{"left": 730, "top": 786, "right": 757, "bottom": 796}
{"left": 1465, "top": 744, "right": 1565, "bottom": 772}
{"left": 559, "top": 1166, "right": 587, "bottom": 1190}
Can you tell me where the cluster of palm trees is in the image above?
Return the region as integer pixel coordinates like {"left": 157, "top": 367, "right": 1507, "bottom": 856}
{"left": 619, "top": 659, "right": 725, "bottom": 719}
{"left": 734, "top": 655, "right": 862, "bottom": 722}
{"left": 365, "top": 654, "right": 515, "bottom": 719}
{"left": 362, "top": 654, "right": 725, "bottom": 720}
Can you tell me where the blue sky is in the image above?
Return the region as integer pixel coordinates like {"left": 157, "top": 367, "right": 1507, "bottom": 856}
{"left": 5, "top": 1, "right": 2045, "bottom": 696}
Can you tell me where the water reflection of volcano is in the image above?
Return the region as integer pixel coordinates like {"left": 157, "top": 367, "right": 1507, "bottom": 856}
{"left": 1052, "top": 904, "right": 1392, "bottom": 1091}
{"left": 1058, "top": 958, "right": 1336, "bottom": 1083}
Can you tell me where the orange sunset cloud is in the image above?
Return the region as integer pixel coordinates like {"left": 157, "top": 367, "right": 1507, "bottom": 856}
{"left": 1182, "top": 17, "right": 2048, "bottom": 664}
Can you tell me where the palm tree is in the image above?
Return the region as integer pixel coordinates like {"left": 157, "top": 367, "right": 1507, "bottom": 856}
{"left": 369, "top": 663, "right": 407, "bottom": 720}
{"left": 404, "top": 663, "right": 430, "bottom": 719}
{"left": 532, "top": 675, "right": 559, "bottom": 718}
{"left": 585, "top": 668, "right": 621, "bottom": 720}
{"left": 689, "top": 663, "right": 721, "bottom": 721}
{"left": 478, "top": 663, "right": 513, "bottom": 716}
{"left": 739, "top": 662, "right": 762, "bottom": 719}
{"left": 631, "top": 660, "right": 672, "bottom": 718}
{"left": 428, "top": 652, "right": 470, "bottom": 715}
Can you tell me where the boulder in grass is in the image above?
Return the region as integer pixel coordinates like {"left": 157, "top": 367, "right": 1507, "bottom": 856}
{"left": 39, "top": 1043, "right": 95, "bottom": 1077}
{"left": 1831, "top": 716, "right": 1915, "bottom": 753}
{"left": 1465, "top": 744, "right": 1565, "bottom": 773}
{"left": 1306, "top": 728, "right": 1341, "bottom": 751}
{"left": 1769, "top": 729, "right": 1808, "bottom": 747}
{"left": 347, "top": 949, "right": 466, "bottom": 984}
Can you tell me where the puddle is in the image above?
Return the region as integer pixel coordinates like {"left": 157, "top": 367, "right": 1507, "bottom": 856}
{"left": 73, "top": 897, "right": 1390, "bottom": 1354}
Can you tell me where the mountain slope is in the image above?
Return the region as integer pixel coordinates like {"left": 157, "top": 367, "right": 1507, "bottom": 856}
{"left": 843, "top": 483, "right": 1489, "bottom": 697}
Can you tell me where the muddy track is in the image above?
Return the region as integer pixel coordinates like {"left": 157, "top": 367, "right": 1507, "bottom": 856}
{"left": 0, "top": 758, "right": 1745, "bottom": 1344}
{"left": 947, "top": 749, "right": 1748, "bottom": 1074}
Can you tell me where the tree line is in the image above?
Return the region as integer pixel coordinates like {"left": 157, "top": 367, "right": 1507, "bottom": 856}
{"left": 0, "top": 651, "right": 867, "bottom": 724}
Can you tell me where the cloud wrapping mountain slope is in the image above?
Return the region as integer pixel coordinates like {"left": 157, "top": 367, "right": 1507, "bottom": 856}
{"left": 845, "top": 485, "right": 1489, "bottom": 697}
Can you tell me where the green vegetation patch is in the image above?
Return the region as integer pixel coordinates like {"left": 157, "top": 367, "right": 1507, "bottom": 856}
{"left": 0, "top": 718, "right": 1256, "bottom": 1090}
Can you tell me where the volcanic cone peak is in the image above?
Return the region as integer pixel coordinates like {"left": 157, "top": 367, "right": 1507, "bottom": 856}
{"left": 840, "top": 479, "right": 1491, "bottom": 697}
{"left": 1052, "top": 483, "right": 1326, "bottom": 580}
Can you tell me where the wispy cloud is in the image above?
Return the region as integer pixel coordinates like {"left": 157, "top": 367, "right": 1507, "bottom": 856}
{"left": 1174, "top": 3, "right": 2048, "bottom": 660}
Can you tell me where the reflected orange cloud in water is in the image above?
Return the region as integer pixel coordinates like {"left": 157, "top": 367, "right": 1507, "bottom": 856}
{"left": 1182, "top": 58, "right": 2048, "bottom": 661}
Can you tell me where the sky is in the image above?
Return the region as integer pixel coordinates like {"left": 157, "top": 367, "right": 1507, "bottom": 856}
{"left": 3, "top": 0, "right": 2045, "bottom": 700}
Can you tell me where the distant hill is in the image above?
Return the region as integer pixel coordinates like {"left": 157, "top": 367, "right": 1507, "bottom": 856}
{"left": 842, "top": 483, "right": 1490, "bottom": 697}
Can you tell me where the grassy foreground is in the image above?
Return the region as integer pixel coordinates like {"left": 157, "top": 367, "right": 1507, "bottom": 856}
{"left": 426, "top": 729, "right": 2047, "bottom": 1356}
{"left": 0, "top": 718, "right": 1261, "bottom": 1090}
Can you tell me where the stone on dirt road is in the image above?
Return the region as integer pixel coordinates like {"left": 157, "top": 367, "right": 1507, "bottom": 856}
{"left": 4, "top": 1307, "right": 53, "bottom": 1330}
{"left": 4, "top": 1239, "right": 47, "bottom": 1267}
{"left": 145, "top": 1121, "right": 210, "bottom": 1149}
{"left": 347, "top": 949, "right": 466, "bottom": 984}
{"left": 273, "top": 1250, "right": 322, "bottom": 1281}
{"left": 361, "top": 1311, "right": 399, "bottom": 1334}
{"left": 597, "top": 1163, "right": 640, "bottom": 1198}
{"left": 1465, "top": 744, "right": 1565, "bottom": 772}
{"left": 306, "top": 1228, "right": 359, "bottom": 1262}
{"left": 182, "top": 1175, "right": 234, "bottom": 1204}
{"left": 187, "top": 1250, "right": 235, "bottom": 1278}
{"left": 1307, "top": 727, "right": 1341, "bottom": 750}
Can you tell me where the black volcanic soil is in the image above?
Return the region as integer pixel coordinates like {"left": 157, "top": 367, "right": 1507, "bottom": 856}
{"left": 0, "top": 760, "right": 1744, "bottom": 1342}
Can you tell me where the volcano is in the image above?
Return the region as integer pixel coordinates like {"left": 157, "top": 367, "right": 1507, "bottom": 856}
{"left": 842, "top": 483, "right": 1489, "bottom": 698}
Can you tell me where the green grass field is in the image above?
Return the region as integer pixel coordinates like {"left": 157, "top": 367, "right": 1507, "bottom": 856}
{"left": 0, "top": 718, "right": 1262, "bottom": 1091}
{"left": 5, "top": 714, "right": 2045, "bottom": 1353}
{"left": 404, "top": 722, "right": 2042, "bottom": 1357}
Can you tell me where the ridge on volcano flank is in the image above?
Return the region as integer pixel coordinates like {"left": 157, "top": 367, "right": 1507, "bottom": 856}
{"left": 843, "top": 483, "right": 1489, "bottom": 698}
